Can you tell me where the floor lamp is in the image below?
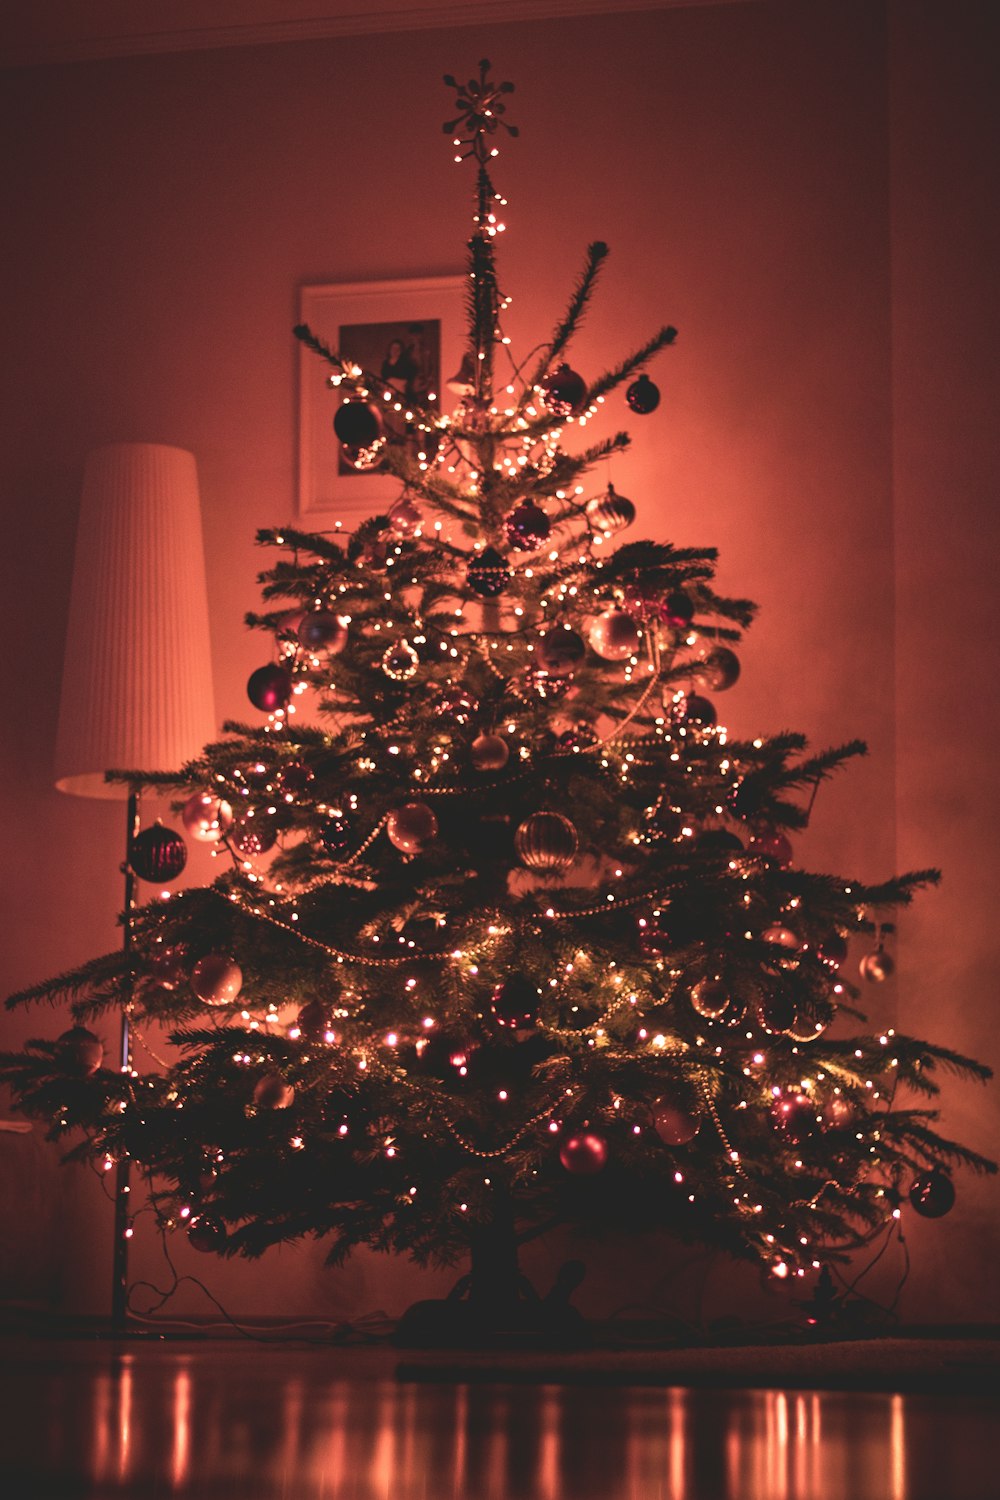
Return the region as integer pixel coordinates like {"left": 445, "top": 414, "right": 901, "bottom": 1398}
{"left": 54, "top": 443, "right": 216, "bottom": 1326}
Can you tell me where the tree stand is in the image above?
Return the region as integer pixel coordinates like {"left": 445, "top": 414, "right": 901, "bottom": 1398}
{"left": 393, "top": 1203, "right": 589, "bottom": 1348}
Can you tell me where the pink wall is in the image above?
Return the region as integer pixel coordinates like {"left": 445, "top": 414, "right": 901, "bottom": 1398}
{"left": 0, "top": 0, "right": 995, "bottom": 1323}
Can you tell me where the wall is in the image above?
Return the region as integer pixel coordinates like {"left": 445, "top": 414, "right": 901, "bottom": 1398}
{"left": 0, "top": 0, "right": 995, "bottom": 1324}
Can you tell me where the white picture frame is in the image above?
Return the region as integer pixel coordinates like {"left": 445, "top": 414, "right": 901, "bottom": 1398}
{"left": 297, "top": 275, "right": 466, "bottom": 523}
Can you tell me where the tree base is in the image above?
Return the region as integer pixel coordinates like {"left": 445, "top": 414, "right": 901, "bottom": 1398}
{"left": 392, "top": 1258, "right": 590, "bottom": 1349}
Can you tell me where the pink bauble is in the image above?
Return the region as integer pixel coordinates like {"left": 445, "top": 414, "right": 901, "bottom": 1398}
{"left": 514, "top": 811, "right": 578, "bottom": 872}
{"left": 191, "top": 955, "right": 243, "bottom": 1006}
{"left": 182, "top": 792, "right": 234, "bottom": 843}
{"left": 470, "top": 733, "right": 510, "bottom": 772}
{"left": 559, "top": 1131, "right": 608, "bottom": 1175}
{"left": 588, "top": 609, "right": 641, "bottom": 661}
{"left": 297, "top": 610, "right": 347, "bottom": 654}
{"left": 652, "top": 1097, "right": 702, "bottom": 1146}
{"left": 386, "top": 801, "right": 439, "bottom": 854}
{"left": 253, "top": 1073, "right": 295, "bottom": 1110}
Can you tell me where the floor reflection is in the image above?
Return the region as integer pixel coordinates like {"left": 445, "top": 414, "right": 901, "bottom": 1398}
{"left": 1, "top": 1344, "right": 994, "bottom": 1500}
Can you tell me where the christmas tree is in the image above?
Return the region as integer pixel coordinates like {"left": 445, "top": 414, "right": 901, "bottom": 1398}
{"left": 3, "top": 62, "right": 994, "bottom": 1341}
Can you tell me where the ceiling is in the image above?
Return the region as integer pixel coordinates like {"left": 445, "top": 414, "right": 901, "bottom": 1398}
{"left": 0, "top": 0, "right": 745, "bottom": 68}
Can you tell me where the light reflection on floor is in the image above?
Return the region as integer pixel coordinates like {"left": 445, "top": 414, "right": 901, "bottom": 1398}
{"left": 1, "top": 1344, "right": 995, "bottom": 1500}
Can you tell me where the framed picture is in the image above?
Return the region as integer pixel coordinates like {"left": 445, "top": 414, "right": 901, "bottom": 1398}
{"left": 297, "top": 275, "right": 467, "bottom": 523}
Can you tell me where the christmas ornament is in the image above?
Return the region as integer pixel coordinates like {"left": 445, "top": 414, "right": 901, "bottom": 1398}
{"left": 661, "top": 591, "right": 694, "bottom": 629}
{"left": 247, "top": 663, "right": 292, "bottom": 712}
{"left": 466, "top": 546, "right": 511, "bottom": 597}
{"left": 514, "top": 811, "right": 578, "bottom": 872}
{"left": 908, "top": 1169, "right": 955, "bottom": 1218}
{"left": 763, "top": 925, "right": 800, "bottom": 959}
{"left": 387, "top": 801, "right": 438, "bottom": 853}
{"left": 297, "top": 610, "right": 347, "bottom": 654}
{"left": 437, "top": 689, "right": 478, "bottom": 724}
{"left": 755, "top": 990, "right": 798, "bottom": 1035}
{"left": 295, "top": 1000, "right": 331, "bottom": 1042}
{"left": 588, "top": 609, "right": 641, "bottom": 661}
{"left": 695, "top": 646, "right": 741, "bottom": 691}
{"left": 414, "top": 1029, "right": 472, "bottom": 1077}
{"left": 191, "top": 955, "right": 243, "bottom": 1007}
{"left": 637, "top": 915, "right": 669, "bottom": 958}
{"left": 690, "top": 978, "right": 730, "bottom": 1019}
{"left": 181, "top": 791, "right": 234, "bottom": 843}
{"left": 822, "top": 1095, "right": 855, "bottom": 1128}
{"left": 730, "top": 776, "right": 765, "bottom": 820}
{"left": 695, "top": 828, "right": 743, "bottom": 856}
{"left": 787, "top": 1007, "right": 833, "bottom": 1043}
{"left": 537, "top": 626, "right": 586, "bottom": 675}
{"left": 342, "top": 442, "right": 385, "bottom": 470}
{"left": 58, "top": 1025, "right": 103, "bottom": 1077}
{"left": 559, "top": 1131, "right": 608, "bottom": 1174}
{"left": 541, "top": 363, "right": 587, "bottom": 416}
{"left": 771, "top": 1092, "right": 821, "bottom": 1143}
{"left": 230, "top": 811, "right": 278, "bottom": 857}
{"left": 187, "top": 1216, "right": 227, "bottom": 1253}
{"left": 491, "top": 973, "right": 540, "bottom": 1030}
{"left": 148, "top": 945, "right": 187, "bottom": 989}
{"left": 470, "top": 733, "right": 509, "bottom": 771}
{"left": 749, "top": 827, "right": 793, "bottom": 865}
{"left": 860, "top": 950, "right": 895, "bottom": 982}
{"left": 254, "top": 1073, "right": 295, "bottom": 1110}
{"left": 131, "top": 823, "right": 187, "bottom": 883}
{"left": 319, "top": 809, "right": 354, "bottom": 857}
{"left": 504, "top": 498, "right": 551, "bottom": 550}
{"left": 652, "top": 1096, "right": 701, "bottom": 1145}
{"left": 558, "top": 722, "right": 598, "bottom": 752}
{"left": 626, "top": 373, "right": 660, "bottom": 414}
{"left": 382, "top": 639, "right": 420, "bottom": 680}
{"left": 817, "top": 931, "right": 849, "bottom": 968}
{"left": 586, "top": 484, "right": 635, "bottom": 534}
{"left": 670, "top": 691, "right": 716, "bottom": 729}
{"left": 387, "top": 493, "right": 423, "bottom": 536}
{"left": 277, "top": 762, "right": 314, "bottom": 796}
{"left": 333, "top": 399, "right": 384, "bottom": 448}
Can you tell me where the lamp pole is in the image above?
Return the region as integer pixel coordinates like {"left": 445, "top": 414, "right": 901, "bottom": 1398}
{"left": 111, "top": 786, "right": 141, "bottom": 1327}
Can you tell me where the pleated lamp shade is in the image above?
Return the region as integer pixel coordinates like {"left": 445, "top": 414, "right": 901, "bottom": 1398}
{"left": 55, "top": 443, "right": 216, "bottom": 798}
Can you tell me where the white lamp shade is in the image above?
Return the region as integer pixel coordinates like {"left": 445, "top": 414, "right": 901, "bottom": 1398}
{"left": 55, "top": 443, "right": 216, "bottom": 798}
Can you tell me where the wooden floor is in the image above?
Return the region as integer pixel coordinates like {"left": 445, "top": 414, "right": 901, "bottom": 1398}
{"left": 0, "top": 1334, "right": 997, "bottom": 1499}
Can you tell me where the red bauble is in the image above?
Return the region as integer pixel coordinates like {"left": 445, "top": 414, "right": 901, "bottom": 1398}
{"left": 229, "top": 811, "right": 278, "bottom": 857}
{"left": 660, "top": 591, "right": 694, "bottom": 629}
{"left": 695, "top": 647, "right": 741, "bottom": 692}
{"left": 626, "top": 373, "right": 660, "bottom": 414}
{"left": 254, "top": 1073, "right": 295, "bottom": 1110}
{"left": 860, "top": 950, "right": 895, "bottom": 983}
{"left": 537, "top": 626, "right": 586, "bottom": 675}
{"left": 771, "top": 1092, "right": 821, "bottom": 1144}
{"left": 586, "top": 485, "right": 635, "bottom": 535}
{"left": 470, "top": 733, "right": 510, "bottom": 772}
{"left": 295, "top": 1000, "right": 332, "bottom": 1042}
{"left": 671, "top": 692, "right": 716, "bottom": 729}
{"left": 297, "top": 610, "right": 347, "bottom": 654}
{"left": 559, "top": 1131, "right": 608, "bottom": 1175}
{"left": 181, "top": 792, "right": 234, "bottom": 843}
{"left": 247, "top": 663, "right": 292, "bottom": 712}
{"left": 148, "top": 945, "right": 187, "bottom": 989}
{"left": 754, "top": 990, "right": 798, "bottom": 1035}
{"left": 690, "top": 978, "right": 730, "bottom": 1019}
{"left": 652, "top": 1096, "right": 701, "bottom": 1145}
{"left": 437, "top": 690, "right": 478, "bottom": 724}
{"left": 333, "top": 400, "right": 384, "bottom": 447}
{"left": 131, "top": 823, "right": 187, "bottom": 883}
{"left": 191, "top": 954, "right": 243, "bottom": 1006}
{"left": 387, "top": 494, "right": 423, "bottom": 536}
{"left": 817, "top": 931, "right": 849, "bottom": 968}
{"left": 541, "top": 363, "right": 587, "bottom": 416}
{"left": 319, "top": 809, "right": 354, "bottom": 857}
{"left": 505, "top": 499, "right": 551, "bottom": 551}
{"left": 387, "top": 801, "right": 438, "bottom": 854}
{"left": 466, "top": 546, "right": 511, "bottom": 598}
{"left": 276, "top": 761, "right": 315, "bottom": 795}
{"left": 908, "top": 1169, "right": 955, "bottom": 1218}
{"left": 491, "top": 973, "right": 540, "bottom": 1030}
{"left": 58, "top": 1025, "right": 103, "bottom": 1077}
{"left": 589, "top": 609, "right": 641, "bottom": 661}
{"left": 749, "top": 827, "right": 793, "bottom": 866}
{"left": 187, "top": 1216, "right": 227, "bottom": 1253}
{"left": 514, "top": 811, "right": 578, "bottom": 872}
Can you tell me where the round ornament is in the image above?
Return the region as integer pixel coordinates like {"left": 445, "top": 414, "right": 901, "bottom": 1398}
{"left": 382, "top": 639, "right": 420, "bottom": 680}
{"left": 558, "top": 722, "right": 599, "bottom": 752}
{"left": 908, "top": 1169, "right": 955, "bottom": 1218}
{"left": 229, "top": 811, "right": 278, "bottom": 857}
{"left": 771, "top": 1092, "right": 821, "bottom": 1143}
{"left": 817, "top": 931, "right": 849, "bottom": 968}
{"left": 626, "top": 373, "right": 660, "bottom": 414}
{"left": 586, "top": 485, "right": 635, "bottom": 535}
{"left": 749, "top": 827, "right": 793, "bottom": 866}
{"left": 559, "top": 1131, "right": 608, "bottom": 1175}
{"left": 763, "top": 925, "right": 800, "bottom": 953}
{"left": 505, "top": 499, "right": 551, "bottom": 551}
{"left": 660, "top": 591, "right": 694, "bottom": 629}
{"left": 491, "top": 973, "right": 540, "bottom": 1030}
{"left": 182, "top": 791, "right": 234, "bottom": 843}
{"left": 730, "top": 776, "right": 764, "bottom": 820}
{"left": 319, "top": 809, "right": 354, "bottom": 857}
{"left": 822, "top": 1094, "right": 855, "bottom": 1128}
{"left": 387, "top": 493, "right": 423, "bottom": 537}
{"left": 466, "top": 546, "right": 511, "bottom": 598}
{"left": 470, "top": 733, "right": 510, "bottom": 772}
{"left": 860, "top": 950, "right": 895, "bottom": 983}
{"left": 589, "top": 609, "right": 641, "bottom": 661}
{"left": 537, "top": 626, "right": 586, "bottom": 675}
{"left": 247, "top": 663, "right": 292, "bottom": 713}
{"left": 254, "top": 1072, "right": 295, "bottom": 1110}
{"left": 672, "top": 692, "right": 716, "bottom": 729}
{"left": 297, "top": 610, "right": 347, "bottom": 654}
{"left": 131, "top": 823, "right": 187, "bottom": 883}
{"left": 437, "top": 689, "right": 477, "bottom": 725}
{"left": 541, "top": 363, "right": 587, "bottom": 416}
{"left": 191, "top": 954, "right": 243, "bottom": 1007}
{"left": 754, "top": 990, "right": 798, "bottom": 1035}
{"left": 787, "top": 1007, "right": 833, "bottom": 1043}
{"left": 514, "top": 811, "right": 579, "bottom": 873}
{"left": 387, "top": 801, "right": 438, "bottom": 854}
{"left": 690, "top": 978, "right": 730, "bottom": 1019}
{"left": 295, "top": 1000, "right": 331, "bottom": 1042}
{"left": 652, "top": 1097, "right": 702, "bottom": 1145}
{"left": 694, "top": 647, "right": 741, "bottom": 692}
{"left": 58, "top": 1025, "right": 103, "bottom": 1077}
{"left": 696, "top": 828, "right": 744, "bottom": 857}
{"left": 149, "top": 945, "right": 187, "bottom": 990}
{"left": 273, "top": 764, "right": 312, "bottom": 799}
{"left": 333, "top": 399, "right": 384, "bottom": 448}
{"left": 187, "top": 1216, "right": 227, "bottom": 1253}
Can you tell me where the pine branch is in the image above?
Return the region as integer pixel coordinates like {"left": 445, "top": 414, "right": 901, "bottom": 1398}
{"left": 585, "top": 325, "right": 678, "bottom": 406}
{"left": 523, "top": 241, "right": 610, "bottom": 395}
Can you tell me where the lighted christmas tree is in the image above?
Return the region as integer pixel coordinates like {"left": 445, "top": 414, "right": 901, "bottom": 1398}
{"left": 3, "top": 63, "right": 994, "bottom": 1341}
